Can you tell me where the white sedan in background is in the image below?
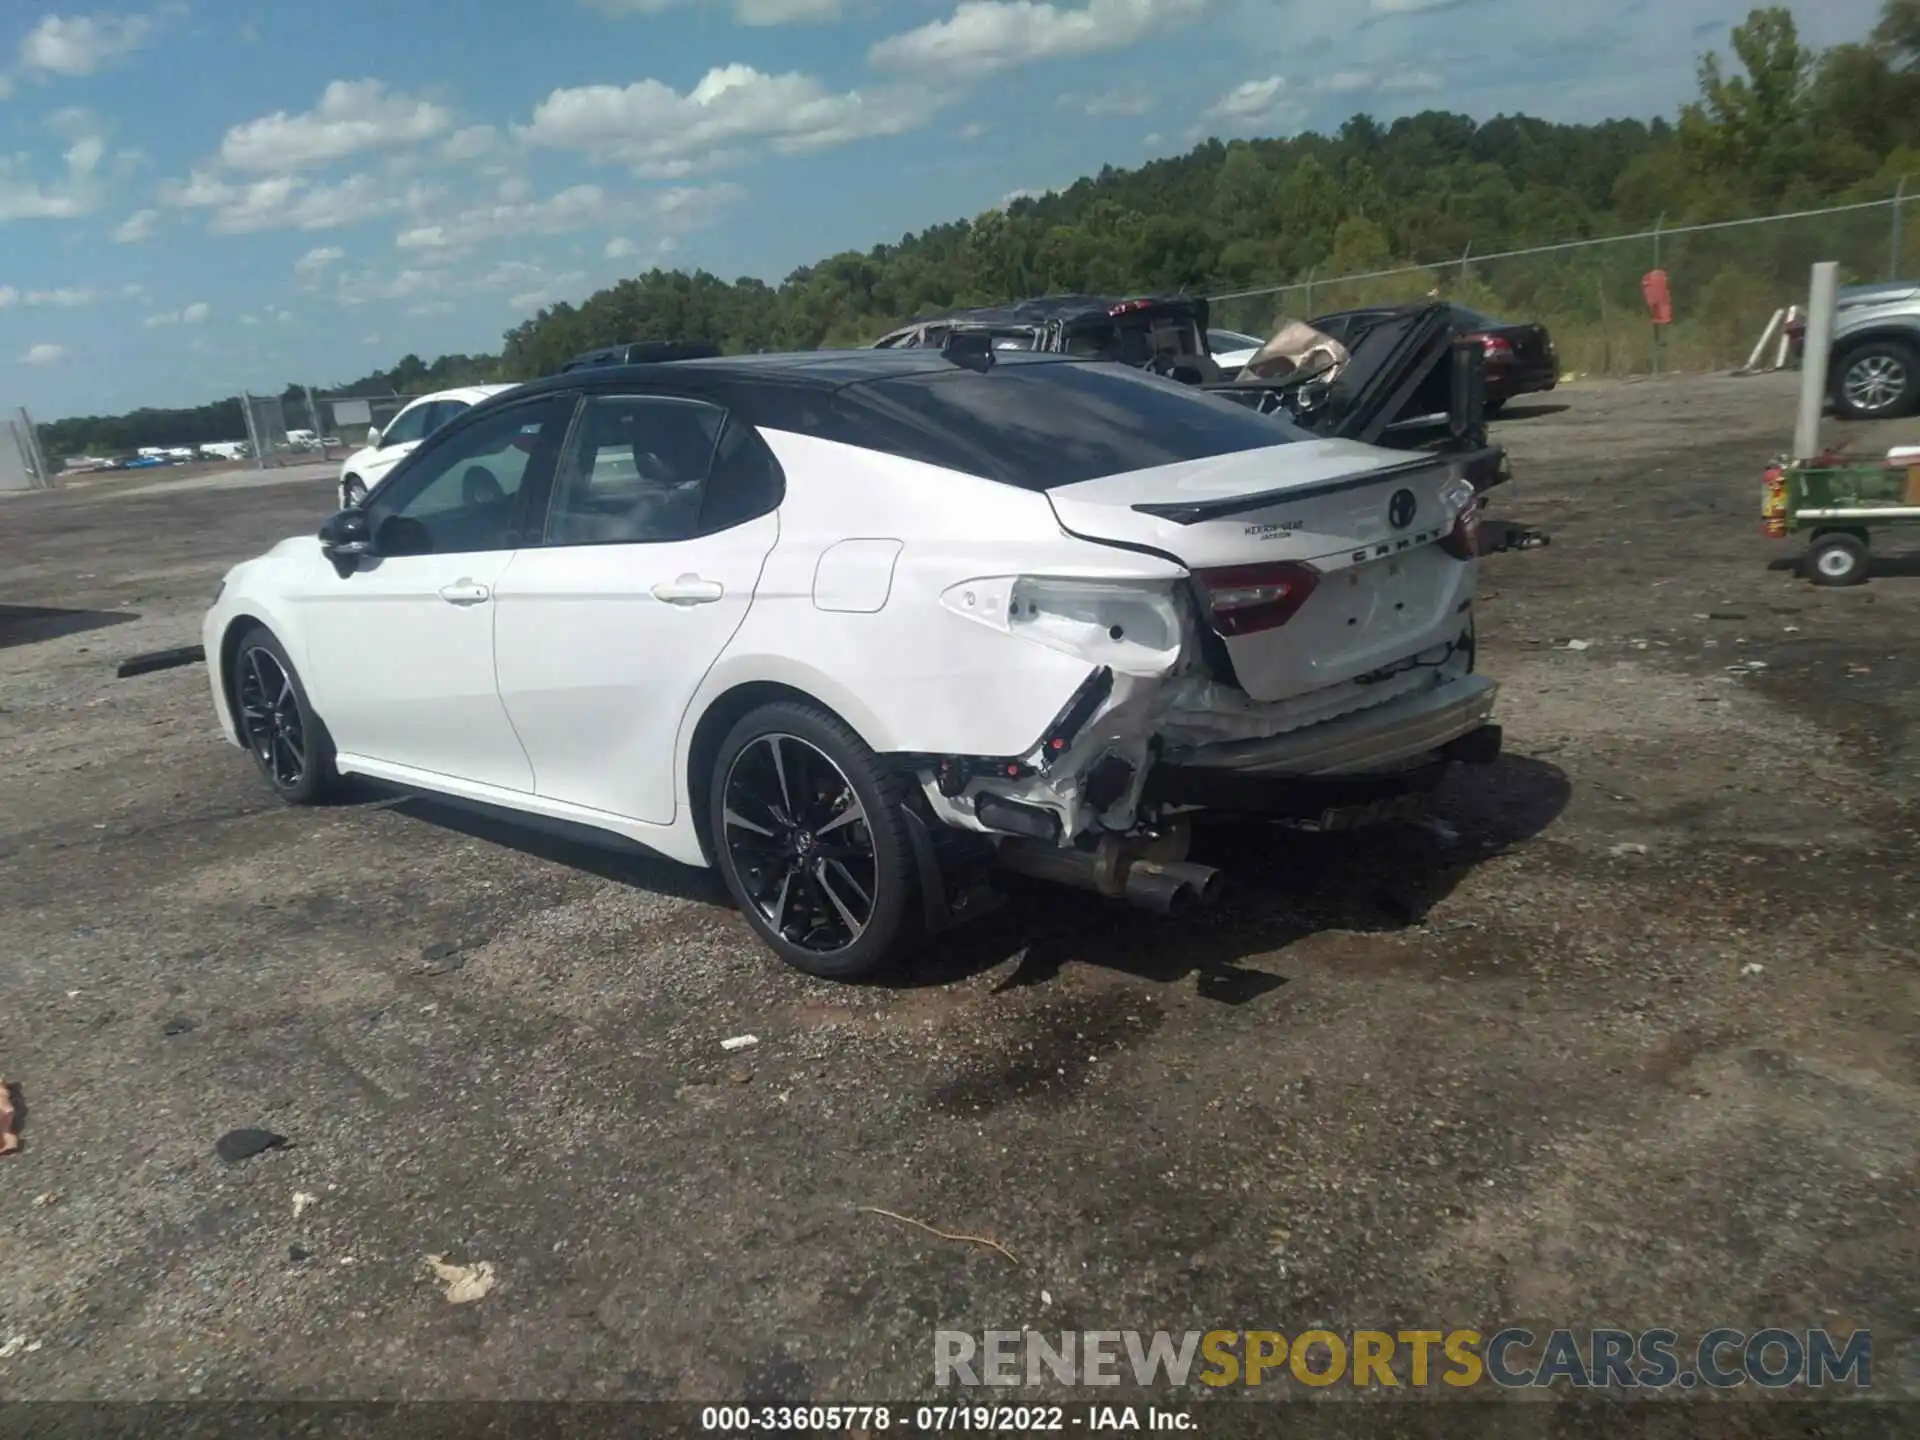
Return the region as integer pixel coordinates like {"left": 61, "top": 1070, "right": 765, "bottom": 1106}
{"left": 208, "top": 348, "right": 1497, "bottom": 981}
{"left": 337, "top": 383, "right": 517, "bottom": 508}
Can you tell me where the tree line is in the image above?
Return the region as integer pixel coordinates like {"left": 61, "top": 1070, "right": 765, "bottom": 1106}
{"left": 38, "top": 1, "right": 1919, "bottom": 460}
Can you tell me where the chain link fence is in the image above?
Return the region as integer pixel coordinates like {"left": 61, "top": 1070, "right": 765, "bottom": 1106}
{"left": 239, "top": 392, "right": 298, "bottom": 469}
{"left": 312, "top": 392, "right": 414, "bottom": 460}
{"left": 1207, "top": 190, "right": 1918, "bottom": 378}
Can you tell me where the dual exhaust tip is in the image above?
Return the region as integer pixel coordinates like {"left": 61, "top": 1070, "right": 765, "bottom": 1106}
{"left": 994, "top": 838, "right": 1225, "bottom": 917}
{"left": 1122, "top": 859, "right": 1225, "bottom": 916}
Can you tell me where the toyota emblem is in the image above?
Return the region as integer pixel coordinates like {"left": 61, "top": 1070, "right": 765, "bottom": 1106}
{"left": 1388, "top": 488, "right": 1417, "bottom": 529}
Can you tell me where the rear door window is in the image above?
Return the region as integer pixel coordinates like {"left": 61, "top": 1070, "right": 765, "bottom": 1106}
{"left": 543, "top": 395, "right": 729, "bottom": 546}
{"left": 838, "top": 357, "right": 1306, "bottom": 489}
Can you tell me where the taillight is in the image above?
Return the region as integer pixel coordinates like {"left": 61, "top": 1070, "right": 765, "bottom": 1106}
{"left": 1194, "top": 563, "right": 1320, "bottom": 635}
{"left": 1108, "top": 298, "right": 1155, "bottom": 316}
{"left": 1439, "top": 481, "right": 1484, "bottom": 560}
{"left": 1472, "top": 333, "right": 1513, "bottom": 359}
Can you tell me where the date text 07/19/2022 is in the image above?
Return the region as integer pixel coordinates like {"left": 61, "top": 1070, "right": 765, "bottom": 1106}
{"left": 699, "top": 1404, "right": 1193, "bottom": 1432}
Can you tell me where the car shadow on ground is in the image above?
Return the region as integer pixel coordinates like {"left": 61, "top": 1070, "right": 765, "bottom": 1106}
{"left": 379, "top": 791, "right": 730, "bottom": 906}
{"left": 1492, "top": 402, "right": 1571, "bottom": 421}
{"left": 365, "top": 756, "right": 1571, "bottom": 1001}
{"left": 0, "top": 603, "right": 137, "bottom": 651}
{"left": 900, "top": 753, "right": 1573, "bottom": 998}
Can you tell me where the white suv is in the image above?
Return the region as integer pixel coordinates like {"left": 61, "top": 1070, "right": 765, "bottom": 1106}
{"left": 338, "top": 384, "right": 517, "bottom": 507}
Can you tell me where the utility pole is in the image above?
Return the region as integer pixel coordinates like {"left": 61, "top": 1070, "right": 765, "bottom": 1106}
{"left": 1894, "top": 178, "right": 1908, "bottom": 282}
{"left": 1651, "top": 214, "right": 1665, "bottom": 376}
{"left": 1793, "top": 263, "right": 1839, "bottom": 462}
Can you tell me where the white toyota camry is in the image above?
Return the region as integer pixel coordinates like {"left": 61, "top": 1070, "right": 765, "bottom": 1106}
{"left": 205, "top": 347, "right": 1499, "bottom": 979}
{"left": 337, "top": 383, "right": 518, "bottom": 509}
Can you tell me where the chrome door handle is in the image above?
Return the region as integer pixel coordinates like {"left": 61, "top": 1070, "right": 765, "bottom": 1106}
{"left": 651, "top": 575, "right": 724, "bottom": 605}
{"left": 438, "top": 579, "right": 491, "bottom": 605}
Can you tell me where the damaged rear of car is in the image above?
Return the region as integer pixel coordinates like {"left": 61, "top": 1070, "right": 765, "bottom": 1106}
{"left": 783, "top": 352, "right": 1501, "bottom": 928}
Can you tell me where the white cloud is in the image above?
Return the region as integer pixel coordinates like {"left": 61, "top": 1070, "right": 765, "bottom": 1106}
{"left": 0, "top": 112, "right": 113, "bottom": 220}
{"left": 143, "top": 301, "right": 211, "bottom": 327}
{"left": 163, "top": 169, "right": 425, "bottom": 234}
{"left": 1381, "top": 69, "right": 1443, "bottom": 92}
{"left": 520, "top": 65, "right": 930, "bottom": 175}
{"left": 293, "top": 244, "right": 346, "bottom": 279}
{"left": 1317, "top": 70, "right": 1376, "bottom": 94}
{"left": 1203, "top": 75, "right": 1298, "bottom": 134}
{"left": 584, "top": 0, "right": 842, "bottom": 21}
{"left": 0, "top": 162, "right": 95, "bottom": 220}
{"left": 870, "top": 0, "right": 1207, "bottom": 78}
{"left": 218, "top": 79, "right": 455, "bottom": 173}
{"left": 65, "top": 133, "right": 106, "bottom": 176}
{"left": 508, "top": 269, "right": 588, "bottom": 311}
{"left": 441, "top": 125, "right": 499, "bottom": 163}
{"left": 1307, "top": 66, "right": 1444, "bottom": 95}
{"left": 333, "top": 264, "right": 454, "bottom": 307}
{"left": 22, "top": 343, "right": 67, "bottom": 365}
{"left": 734, "top": 0, "right": 841, "bottom": 21}
{"left": 113, "top": 206, "right": 159, "bottom": 242}
{"left": 18, "top": 14, "right": 153, "bottom": 76}
{"left": 23, "top": 286, "right": 98, "bottom": 306}
{"left": 389, "top": 181, "right": 739, "bottom": 274}
{"left": 1072, "top": 89, "right": 1156, "bottom": 117}
{"left": 605, "top": 236, "right": 637, "bottom": 258}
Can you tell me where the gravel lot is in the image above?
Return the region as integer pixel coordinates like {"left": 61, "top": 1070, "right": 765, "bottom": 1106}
{"left": 1, "top": 372, "right": 1916, "bottom": 1406}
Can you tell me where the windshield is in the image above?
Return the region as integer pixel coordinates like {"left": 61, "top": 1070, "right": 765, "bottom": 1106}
{"left": 835, "top": 356, "right": 1308, "bottom": 489}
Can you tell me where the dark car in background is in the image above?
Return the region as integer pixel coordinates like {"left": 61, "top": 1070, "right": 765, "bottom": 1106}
{"left": 872, "top": 295, "right": 1223, "bottom": 380}
{"left": 874, "top": 293, "right": 1516, "bottom": 507}
{"left": 1311, "top": 304, "right": 1557, "bottom": 415}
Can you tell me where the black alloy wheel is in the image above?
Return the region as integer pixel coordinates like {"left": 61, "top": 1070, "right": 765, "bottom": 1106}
{"left": 710, "top": 702, "right": 916, "bottom": 980}
{"left": 229, "top": 626, "right": 337, "bottom": 803}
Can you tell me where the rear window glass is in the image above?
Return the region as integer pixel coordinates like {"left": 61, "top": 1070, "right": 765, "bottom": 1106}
{"left": 836, "top": 357, "right": 1307, "bottom": 489}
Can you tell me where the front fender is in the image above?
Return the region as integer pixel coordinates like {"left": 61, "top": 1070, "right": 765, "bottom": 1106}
{"left": 202, "top": 550, "right": 327, "bottom": 740}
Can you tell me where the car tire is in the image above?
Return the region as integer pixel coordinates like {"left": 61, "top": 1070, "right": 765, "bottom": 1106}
{"left": 1830, "top": 339, "right": 1919, "bottom": 420}
{"left": 342, "top": 475, "right": 369, "bottom": 508}
{"left": 708, "top": 700, "right": 919, "bottom": 981}
{"left": 229, "top": 625, "right": 340, "bottom": 804}
{"left": 1483, "top": 397, "right": 1507, "bottom": 418}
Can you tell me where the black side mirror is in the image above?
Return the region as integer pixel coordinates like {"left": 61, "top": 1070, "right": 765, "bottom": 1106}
{"left": 319, "top": 508, "right": 373, "bottom": 559}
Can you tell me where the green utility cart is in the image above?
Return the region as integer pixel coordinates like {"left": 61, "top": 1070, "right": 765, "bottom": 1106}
{"left": 1762, "top": 452, "right": 1920, "bottom": 586}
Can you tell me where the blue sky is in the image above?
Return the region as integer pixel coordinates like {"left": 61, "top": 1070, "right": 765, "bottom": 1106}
{"left": 0, "top": 0, "right": 1888, "bottom": 419}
